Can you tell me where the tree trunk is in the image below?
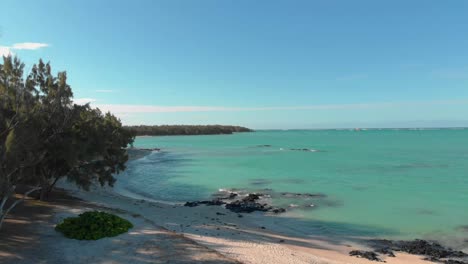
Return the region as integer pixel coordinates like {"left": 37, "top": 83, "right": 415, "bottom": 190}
{"left": 0, "top": 186, "right": 41, "bottom": 230}
{"left": 45, "top": 175, "right": 61, "bottom": 198}
{"left": 38, "top": 169, "right": 51, "bottom": 201}
{"left": 39, "top": 187, "right": 47, "bottom": 201}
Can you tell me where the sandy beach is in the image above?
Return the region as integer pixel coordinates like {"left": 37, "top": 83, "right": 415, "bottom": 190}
{"left": 0, "top": 180, "right": 434, "bottom": 264}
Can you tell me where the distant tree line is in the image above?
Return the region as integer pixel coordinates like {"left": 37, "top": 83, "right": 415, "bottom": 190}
{"left": 0, "top": 57, "right": 135, "bottom": 228}
{"left": 125, "top": 125, "right": 253, "bottom": 136}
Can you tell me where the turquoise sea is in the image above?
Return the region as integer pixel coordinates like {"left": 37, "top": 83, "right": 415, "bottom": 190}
{"left": 115, "top": 129, "right": 468, "bottom": 244}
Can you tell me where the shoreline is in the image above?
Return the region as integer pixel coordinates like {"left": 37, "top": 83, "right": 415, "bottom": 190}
{"left": 0, "top": 187, "right": 239, "bottom": 264}
{"left": 56, "top": 181, "right": 433, "bottom": 264}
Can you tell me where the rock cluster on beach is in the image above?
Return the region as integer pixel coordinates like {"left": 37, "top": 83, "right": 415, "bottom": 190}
{"left": 349, "top": 250, "right": 384, "bottom": 262}
{"left": 184, "top": 200, "right": 225, "bottom": 207}
{"left": 349, "top": 239, "right": 468, "bottom": 263}
{"left": 184, "top": 192, "right": 287, "bottom": 214}
{"left": 225, "top": 193, "right": 286, "bottom": 213}
{"left": 183, "top": 188, "right": 331, "bottom": 215}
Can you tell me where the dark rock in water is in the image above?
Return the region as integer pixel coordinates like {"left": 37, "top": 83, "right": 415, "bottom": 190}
{"left": 396, "top": 240, "right": 467, "bottom": 259}
{"left": 224, "top": 193, "right": 269, "bottom": 213}
{"left": 139, "top": 147, "right": 161, "bottom": 151}
{"left": 200, "top": 199, "right": 226, "bottom": 206}
{"left": 375, "top": 247, "right": 396, "bottom": 257}
{"left": 280, "top": 192, "right": 326, "bottom": 198}
{"left": 184, "top": 201, "right": 200, "bottom": 207}
{"left": 186, "top": 191, "right": 286, "bottom": 214}
{"left": 218, "top": 192, "right": 238, "bottom": 200}
{"left": 225, "top": 200, "right": 269, "bottom": 213}
{"left": 349, "top": 250, "right": 383, "bottom": 262}
{"left": 444, "top": 260, "right": 468, "bottom": 264}
{"left": 290, "top": 148, "right": 318, "bottom": 152}
{"left": 216, "top": 212, "right": 225, "bottom": 215}
{"left": 184, "top": 199, "right": 225, "bottom": 207}
{"left": 369, "top": 239, "right": 468, "bottom": 263}
{"left": 368, "top": 239, "right": 394, "bottom": 249}
{"left": 213, "top": 190, "right": 239, "bottom": 200}
{"left": 256, "top": 144, "right": 272, "bottom": 147}
{"left": 243, "top": 193, "right": 262, "bottom": 202}
{"left": 272, "top": 208, "right": 286, "bottom": 214}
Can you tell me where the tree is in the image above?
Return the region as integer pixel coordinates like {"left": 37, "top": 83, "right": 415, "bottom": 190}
{"left": 125, "top": 125, "right": 253, "bottom": 136}
{"left": 0, "top": 56, "right": 135, "bottom": 228}
{"left": 25, "top": 59, "right": 135, "bottom": 199}
{"left": 42, "top": 106, "right": 135, "bottom": 195}
{"left": 23, "top": 59, "right": 76, "bottom": 200}
{"left": 0, "top": 57, "right": 44, "bottom": 228}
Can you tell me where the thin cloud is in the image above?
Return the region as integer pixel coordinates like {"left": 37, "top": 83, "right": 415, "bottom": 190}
{"left": 74, "top": 98, "right": 97, "bottom": 104}
{"left": 0, "top": 43, "right": 49, "bottom": 56}
{"left": 12, "top": 42, "right": 49, "bottom": 50}
{"left": 91, "top": 99, "right": 468, "bottom": 114}
{"left": 95, "top": 89, "right": 115, "bottom": 93}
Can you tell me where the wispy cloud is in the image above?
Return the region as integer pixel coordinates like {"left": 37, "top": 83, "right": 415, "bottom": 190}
{"left": 0, "top": 42, "right": 49, "bottom": 57}
{"left": 74, "top": 98, "right": 97, "bottom": 104}
{"left": 95, "top": 89, "right": 115, "bottom": 93}
{"left": 11, "top": 42, "right": 49, "bottom": 50}
{"left": 89, "top": 99, "right": 468, "bottom": 114}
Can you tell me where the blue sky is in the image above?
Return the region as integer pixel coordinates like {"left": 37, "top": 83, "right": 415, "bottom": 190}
{"left": 1, "top": 0, "right": 468, "bottom": 129}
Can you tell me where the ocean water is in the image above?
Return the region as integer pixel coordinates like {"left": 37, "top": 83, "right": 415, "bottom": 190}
{"left": 115, "top": 129, "right": 468, "bottom": 243}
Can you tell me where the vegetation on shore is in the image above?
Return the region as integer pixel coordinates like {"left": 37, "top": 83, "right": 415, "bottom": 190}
{"left": 0, "top": 56, "right": 251, "bottom": 230}
{"left": 0, "top": 56, "right": 135, "bottom": 228}
{"left": 55, "top": 211, "right": 133, "bottom": 240}
{"left": 125, "top": 125, "right": 253, "bottom": 136}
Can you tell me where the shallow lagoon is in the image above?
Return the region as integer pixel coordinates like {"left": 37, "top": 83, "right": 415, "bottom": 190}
{"left": 115, "top": 129, "right": 468, "bottom": 243}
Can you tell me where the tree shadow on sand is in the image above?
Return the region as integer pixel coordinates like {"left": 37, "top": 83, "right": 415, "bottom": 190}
{"left": 0, "top": 191, "right": 240, "bottom": 264}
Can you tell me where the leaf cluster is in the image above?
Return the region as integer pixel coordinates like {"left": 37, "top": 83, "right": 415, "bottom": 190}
{"left": 55, "top": 211, "right": 133, "bottom": 240}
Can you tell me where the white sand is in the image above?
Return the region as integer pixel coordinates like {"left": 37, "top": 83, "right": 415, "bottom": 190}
{"left": 58, "top": 181, "right": 433, "bottom": 264}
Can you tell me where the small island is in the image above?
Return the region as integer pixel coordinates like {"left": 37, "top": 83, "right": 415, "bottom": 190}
{"left": 125, "top": 125, "right": 253, "bottom": 136}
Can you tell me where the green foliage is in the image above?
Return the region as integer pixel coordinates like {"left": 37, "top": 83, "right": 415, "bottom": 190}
{"left": 1, "top": 56, "right": 135, "bottom": 228}
{"left": 125, "top": 125, "right": 253, "bottom": 136}
{"left": 55, "top": 211, "right": 133, "bottom": 240}
{"left": 0, "top": 56, "right": 136, "bottom": 202}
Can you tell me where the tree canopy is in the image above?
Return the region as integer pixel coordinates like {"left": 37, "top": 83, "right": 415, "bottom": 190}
{"left": 125, "top": 125, "right": 253, "bottom": 136}
{"left": 0, "top": 56, "right": 135, "bottom": 228}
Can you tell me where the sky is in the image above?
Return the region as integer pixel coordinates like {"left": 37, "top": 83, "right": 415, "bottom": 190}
{"left": 1, "top": 0, "right": 468, "bottom": 129}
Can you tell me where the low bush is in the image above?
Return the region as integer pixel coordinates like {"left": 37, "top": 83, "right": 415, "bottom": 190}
{"left": 55, "top": 211, "right": 133, "bottom": 240}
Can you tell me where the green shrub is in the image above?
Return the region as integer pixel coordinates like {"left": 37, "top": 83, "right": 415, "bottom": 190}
{"left": 55, "top": 211, "right": 133, "bottom": 240}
